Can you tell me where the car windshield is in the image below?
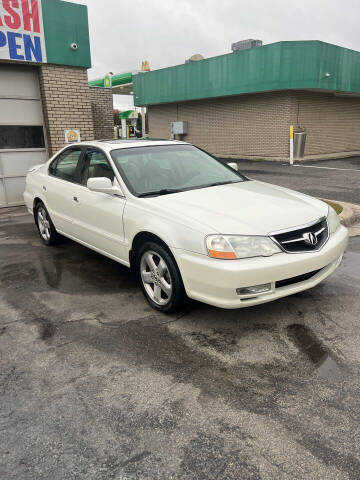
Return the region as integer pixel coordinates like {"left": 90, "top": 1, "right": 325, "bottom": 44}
{"left": 111, "top": 144, "right": 247, "bottom": 197}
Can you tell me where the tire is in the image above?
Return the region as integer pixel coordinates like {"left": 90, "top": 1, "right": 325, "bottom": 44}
{"left": 136, "top": 241, "right": 186, "bottom": 313}
{"left": 35, "top": 202, "right": 60, "bottom": 246}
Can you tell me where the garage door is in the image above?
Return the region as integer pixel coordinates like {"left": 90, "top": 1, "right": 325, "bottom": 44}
{"left": 0, "top": 66, "right": 47, "bottom": 208}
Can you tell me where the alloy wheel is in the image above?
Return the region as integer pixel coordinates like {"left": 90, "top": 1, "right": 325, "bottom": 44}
{"left": 37, "top": 206, "right": 51, "bottom": 241}
{"left": 140, "top": 250, "right": 173, "bottom": 306}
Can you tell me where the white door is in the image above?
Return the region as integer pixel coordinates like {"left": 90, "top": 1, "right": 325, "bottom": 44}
{"left": 44, "top": 147, "right": 84, "bottom": 235}
{"left": 0, "top": 66, "right": 47, "bottom": 207}
{"left": 71, "top": 147, "right": 127, "bottom": 261}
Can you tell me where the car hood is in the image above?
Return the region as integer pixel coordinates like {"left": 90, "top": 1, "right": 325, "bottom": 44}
{"left": 149, "top": 180, "right": 328, "bottom": 235}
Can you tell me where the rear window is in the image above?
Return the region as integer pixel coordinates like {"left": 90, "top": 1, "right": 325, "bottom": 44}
{"left": 49, "top": 148, "right": 83, "bottom": 183}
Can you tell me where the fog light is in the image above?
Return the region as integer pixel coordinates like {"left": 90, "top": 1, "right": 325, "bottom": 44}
{"left": 236, "top": 283, "right": 272, "bottom": 296}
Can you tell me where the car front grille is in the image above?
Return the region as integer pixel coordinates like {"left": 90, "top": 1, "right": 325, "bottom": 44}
{"left": 271, "top": 218, "right": 328, "bottom": 253}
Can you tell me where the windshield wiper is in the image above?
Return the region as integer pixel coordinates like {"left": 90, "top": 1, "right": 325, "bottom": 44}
{"left": 138, "top": 188, "right": 183, "bottom": 198}
{"left": 206, "top": 180, "right": 241, "bottom": 188}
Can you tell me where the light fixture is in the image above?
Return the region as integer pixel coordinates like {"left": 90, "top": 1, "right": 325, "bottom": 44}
{"left": 236, "top": 283, "right": 272, "bottom": 296}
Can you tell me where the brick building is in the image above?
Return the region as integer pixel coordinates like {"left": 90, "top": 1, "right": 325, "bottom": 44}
{"left": 90, "top": 86, "right": 116, "bottom": 140}
{"left": 0, "top": 0, "right": 114, "bottom": 207}
{"left": 133, "top": 41, "right": 360, "bottom": 161}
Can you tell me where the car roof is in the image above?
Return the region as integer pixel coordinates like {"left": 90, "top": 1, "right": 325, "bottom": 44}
{"left": 74, "top": 138, "right": 189, "bottom": 152}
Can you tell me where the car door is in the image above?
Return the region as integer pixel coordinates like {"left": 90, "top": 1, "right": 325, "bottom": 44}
{"left": 43, "top": 147, "right": 84, "bottom": 235}
{"left": 70, "top": 146, "right": 127, "bottom": 262}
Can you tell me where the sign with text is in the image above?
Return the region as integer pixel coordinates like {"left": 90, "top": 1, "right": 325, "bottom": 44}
{"left": 0, "top": 0, "right": 46, "bottom": 63}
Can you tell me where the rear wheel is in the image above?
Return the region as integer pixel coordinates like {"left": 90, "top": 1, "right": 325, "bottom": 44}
{"left": 35, "top": 202, "right": 60, "bottom": 246}
{"left": 136, "top": 241, "right": 186, "bottom": 313}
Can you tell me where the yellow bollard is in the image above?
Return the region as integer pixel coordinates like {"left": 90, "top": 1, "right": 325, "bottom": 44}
{"left": 289, "top": 125, "right": 294, "bottom": 165}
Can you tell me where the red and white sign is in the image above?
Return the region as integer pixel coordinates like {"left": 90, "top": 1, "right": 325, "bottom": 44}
{"left": 0, "top": 0, "right": 46, "bottom": 63}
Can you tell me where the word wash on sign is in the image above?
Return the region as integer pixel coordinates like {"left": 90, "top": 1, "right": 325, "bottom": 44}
{"left": 0, "top": 0, "right": 45, "bottom": 62}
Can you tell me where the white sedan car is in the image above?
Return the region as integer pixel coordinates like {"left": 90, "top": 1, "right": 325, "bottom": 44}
{"left": 24, "top": 139, "right": 348, "bottom": 313}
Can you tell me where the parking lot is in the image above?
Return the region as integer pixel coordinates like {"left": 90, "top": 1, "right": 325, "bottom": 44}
{"left": 227, "top": 157, "right": 360, "bottom": 204}
{"left": 1, "top": 200, "right": 360, "bottom": 479}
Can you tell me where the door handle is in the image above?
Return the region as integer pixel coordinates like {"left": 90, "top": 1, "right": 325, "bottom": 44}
{"left": 42, "top": 185, "right": 47, "bottom": 192}
{"left": 73, "top": 196, "right": 79, "bottom": 203}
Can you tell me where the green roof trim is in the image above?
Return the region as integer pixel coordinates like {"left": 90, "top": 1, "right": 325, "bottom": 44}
{"left": 133, "top": 41, "right": 360, "bottom": 106}
{"left": 42, "top": 0, "right": 91, "bottom": 68}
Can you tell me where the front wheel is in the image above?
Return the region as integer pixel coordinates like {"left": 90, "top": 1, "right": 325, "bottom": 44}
{"left": 137, "top": 242, "right": 186, "bottom": 313}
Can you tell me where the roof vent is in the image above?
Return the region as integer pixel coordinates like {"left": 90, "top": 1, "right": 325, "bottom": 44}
{"left": 231, "top": 39, "right": 262, "bottom": 52}
{"left": 185, "top": 53, "right": 205, "bottom": 64}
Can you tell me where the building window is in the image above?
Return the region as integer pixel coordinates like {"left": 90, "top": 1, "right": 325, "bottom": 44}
{"left": 0, "top": 126, "right": 45, "bottom": 149}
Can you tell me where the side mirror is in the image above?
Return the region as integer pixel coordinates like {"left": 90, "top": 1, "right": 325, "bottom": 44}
{"left": 87, "top": 177, "right": 123, "bottom": 196}
{"left": 227, "top": 162, "right": 239, "bottom": 171}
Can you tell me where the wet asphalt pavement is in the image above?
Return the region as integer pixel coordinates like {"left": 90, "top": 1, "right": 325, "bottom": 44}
{"left": 1, "top": 212, "right": 360, "bottom": 480}
{"left": 223, "top": 157, "right": 360, "bottom": 204}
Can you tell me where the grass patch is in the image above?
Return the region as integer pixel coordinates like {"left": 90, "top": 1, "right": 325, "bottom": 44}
{"left": 322, "top": 199, "right": 343, "bottom": 215}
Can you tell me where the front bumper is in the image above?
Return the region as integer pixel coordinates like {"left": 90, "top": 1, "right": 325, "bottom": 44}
{"left": 172, "top": 225, "right": 349, "bottom": 309}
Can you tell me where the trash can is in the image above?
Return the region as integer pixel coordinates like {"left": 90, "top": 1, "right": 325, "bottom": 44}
{"left": 294, "top": 131, "right": 307, "bottom": 159}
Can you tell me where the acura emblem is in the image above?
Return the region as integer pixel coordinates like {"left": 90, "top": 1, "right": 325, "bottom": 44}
{"left": 302, "top": 231, "right": 318, "bottom": 246}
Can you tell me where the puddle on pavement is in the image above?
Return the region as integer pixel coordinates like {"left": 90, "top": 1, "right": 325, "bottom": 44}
{"left": 0, "top": 250, "right": 136, "bottom": 294}
{"left": 287, "top": 324, "right": 343, "bottom": 383}
{"left": 37, "top": 318, "right": 56, "bottom": 340}
{"left": 37, "top": 249, "right": 136, "bottom": 294}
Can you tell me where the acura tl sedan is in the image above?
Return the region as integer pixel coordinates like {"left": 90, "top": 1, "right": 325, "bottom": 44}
{"left": 24, "top": 139, "right": 348, "bottom": 313}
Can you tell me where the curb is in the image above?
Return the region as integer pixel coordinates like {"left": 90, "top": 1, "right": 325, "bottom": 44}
{"left": 322, "top": 199, "right": 360, "bottom": 227}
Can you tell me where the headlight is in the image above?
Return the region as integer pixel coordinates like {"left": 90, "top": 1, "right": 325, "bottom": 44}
{"left": 327, "top": 206, "right": 340, "bottom": 234}
{"left": 206, "top": 234, "right": 281, "bottom": 259}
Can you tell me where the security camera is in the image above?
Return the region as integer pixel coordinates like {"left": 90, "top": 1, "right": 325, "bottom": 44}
{"left": 70, "top": 43, "right": 78, "bottom": 51}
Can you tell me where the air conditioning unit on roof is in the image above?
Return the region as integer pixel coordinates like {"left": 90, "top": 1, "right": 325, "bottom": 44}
{"left": 231, "top": 39, "right": 263, "bottom": 52}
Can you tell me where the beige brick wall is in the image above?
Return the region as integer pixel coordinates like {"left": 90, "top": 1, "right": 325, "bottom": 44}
{"left": 292, "top": 91, "right": 360, "bottom": 156}
{"left": 90, "top": 87, "right": 114, "bottom": 140}
{"left": 148, "top": 92, "right": 295, "bottom": 158}
{"left": 148, "top": 90, "right": 360, "bottom": 159}
{"left": 39, "top": 65, "right": 94, "bottom": 156}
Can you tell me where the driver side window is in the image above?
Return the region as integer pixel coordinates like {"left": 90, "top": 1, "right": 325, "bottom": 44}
{"left": 80, "top": 148, "right": 115, "bottom": 186}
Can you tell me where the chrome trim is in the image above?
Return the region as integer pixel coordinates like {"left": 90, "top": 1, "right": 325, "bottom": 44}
{"left": 281, "top": 226, "right": 326, "bottom": 245}
{"left": 281, "top": 236, "right": 306, "bottom": 244}
{"left": 268, "top": 216, "right": 326, "bottom": 236}
{"left": 270, "top": 219, "right": 330, "bottom": 254}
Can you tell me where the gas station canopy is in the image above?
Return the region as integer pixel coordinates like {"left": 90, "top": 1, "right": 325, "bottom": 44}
{"left": 118, "top": 110, "right": 138, "bottom": 119}
{"left": 88, "top": 72, "right": 135, "bottom": 95}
